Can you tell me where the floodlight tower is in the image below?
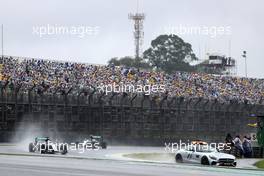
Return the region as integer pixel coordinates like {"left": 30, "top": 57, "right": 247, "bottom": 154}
{"left": 128, "top": 8, "right": 145, "bottom": 59}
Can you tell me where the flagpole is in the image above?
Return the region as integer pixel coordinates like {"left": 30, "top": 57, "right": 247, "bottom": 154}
{"left": 242, "top": 51, "right": 247, "bottom": 78}
{"left": 1, "top": 24, "right": 3, "bottom": 63}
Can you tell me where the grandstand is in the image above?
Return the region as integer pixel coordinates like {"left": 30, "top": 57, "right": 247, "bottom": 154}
{"left": 0, "top": 55, "right": 264, "bottom": 104}
{"left": 0, "top": 55, "right": 263, "bottom": 144}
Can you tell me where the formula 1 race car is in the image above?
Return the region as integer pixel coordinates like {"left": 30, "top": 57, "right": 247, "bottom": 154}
{"left": 175, "top": 142, "right": 236, "bottom": 167}
{"left": 28, "top": 137, "right": 68, "bottom": 155}
{"left": 80, "top": 135, "right": 107, "bottom": 149}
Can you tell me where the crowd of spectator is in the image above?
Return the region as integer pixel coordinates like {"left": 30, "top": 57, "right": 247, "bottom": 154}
{"left": 225, "top": 133, "right": 253, "bottom": 158}
{"left": 0, "top": 56, "right": 264, "bottom": 105}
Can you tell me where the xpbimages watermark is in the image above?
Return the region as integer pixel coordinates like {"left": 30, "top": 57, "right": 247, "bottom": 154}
{"left": 164, "top": 140, "right": 232, "bottom": 153}
{"left": 96, "top": 83, "right": 166, "bottom": 95}
{"left": 32, "top": 24, "right": 100, "bottom": 38}
{"left": 31, "top": 140, "right": 101, "bottom": 154}
{"left": 164, "top": 25, "right": 232, "bottom": 38}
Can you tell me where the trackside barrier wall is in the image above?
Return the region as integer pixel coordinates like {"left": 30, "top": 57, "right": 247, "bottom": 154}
{"left": 0, "top": 88, "right": 263, "bottom": 145}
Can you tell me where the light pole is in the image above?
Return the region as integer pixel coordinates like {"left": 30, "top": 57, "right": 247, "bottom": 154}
{"left": 242, "top": 51, "right": 247, "bottom": 77}
{"left": 1, "top": 24, "right": 3, "bottom": 63}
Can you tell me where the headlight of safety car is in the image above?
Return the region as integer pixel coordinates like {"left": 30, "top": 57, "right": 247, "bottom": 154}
{"left": 209, "top": 155, "right": 217, "bottom": 160}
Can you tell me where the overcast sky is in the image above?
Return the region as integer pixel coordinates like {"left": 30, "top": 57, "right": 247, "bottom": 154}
{"left": 0, "top": 0, "right": 263, "bottom": 78}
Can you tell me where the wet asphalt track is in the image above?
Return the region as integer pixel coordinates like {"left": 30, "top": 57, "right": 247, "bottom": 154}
{"left": 0, "top": 145, "right": 263, "bottom": 176}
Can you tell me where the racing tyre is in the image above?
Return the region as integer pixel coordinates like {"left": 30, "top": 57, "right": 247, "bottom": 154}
{"left": 201, "top": 156, "right": 210, "bottom": 165}
{"left": 60, "top": 145, "right": 68, "bottom": 155}
{"left": 40, "top": 144, "right": 46, "bottom": 154}
{"left": 28, "top": 143, "right": 34, "bottom": 152}
{"left": 175, "top": 154, "right": 183, "bottom": 163}
{"left": 101, "top": 142, "right": 107, "bottom": 149}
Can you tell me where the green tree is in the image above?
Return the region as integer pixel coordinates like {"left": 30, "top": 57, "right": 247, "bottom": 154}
{"left": 108, "top": 57, "right": 120, "bottom": 66}
{"left": 118, "top": 56, "right": 136, "bottom": 67}
{"left": 143, "top": 34, "right": 198, "bottom": 73}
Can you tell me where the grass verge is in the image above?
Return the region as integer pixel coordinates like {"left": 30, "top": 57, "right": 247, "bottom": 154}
{"left": 255, "top": 160, "right": 264, "bottom": 169}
